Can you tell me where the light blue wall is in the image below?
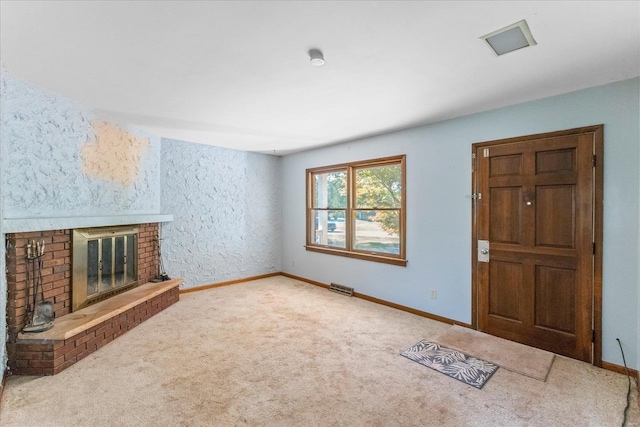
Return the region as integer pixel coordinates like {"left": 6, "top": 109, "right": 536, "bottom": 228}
{"left": 160, "top": 139, "right": 281, "bottom": 288}
{"left": 1, "top": 67, "right": 637, "bottom": 379}
{"left": 280, "top": 77, "right": 640, "bottom": 369}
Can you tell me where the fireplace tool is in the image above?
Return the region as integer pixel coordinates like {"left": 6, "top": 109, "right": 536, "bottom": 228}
{"left": 23, "top": 240, "right": 54, "bottom": 333}
{"left": 152, "top": 228, "right": 170, "bottom": 282}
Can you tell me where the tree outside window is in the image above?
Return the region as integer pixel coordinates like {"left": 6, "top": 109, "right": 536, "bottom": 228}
{"left": 306, "top": 155, "right": 406, "bottom": 266}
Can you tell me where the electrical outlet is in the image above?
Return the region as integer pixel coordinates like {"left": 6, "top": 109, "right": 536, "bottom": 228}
{"left": 430, "top": 289, "right": 437, "bottom": 299}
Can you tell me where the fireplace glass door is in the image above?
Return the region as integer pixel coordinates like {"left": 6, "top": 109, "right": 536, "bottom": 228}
{"left": 73, "top": 227, "right": 138, "bottom": 311}
{"left": 86, "top": 235, "right": 135, "bottom": 298}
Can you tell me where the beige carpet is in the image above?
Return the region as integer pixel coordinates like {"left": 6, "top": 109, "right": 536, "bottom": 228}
{"left": 435, "top": 325, "right": 555, "bottom": 381}
{"left": 0, "top": 275, "right": 638, "bottom": 426}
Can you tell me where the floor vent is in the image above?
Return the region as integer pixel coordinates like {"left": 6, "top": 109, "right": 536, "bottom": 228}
{"left": 329, "top": 283, "right": 354, "bottom": 297}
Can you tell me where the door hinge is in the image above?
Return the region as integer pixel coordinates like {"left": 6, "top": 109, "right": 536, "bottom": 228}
{"left": 483, "top": 148, "right": 490, "bottom": 157}
{"left": 593, "top": 242, "right": 596, "bottom": 255}
{"left": 593, "top": 155, "right": 596, "bottom": 167}
{"left": 592, "top": 330, "right": 595, "bottom": 342}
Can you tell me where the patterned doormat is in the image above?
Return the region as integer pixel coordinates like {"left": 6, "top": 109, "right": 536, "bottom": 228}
{"left": 401, "top": 340, "right": 499, "bottom": 389}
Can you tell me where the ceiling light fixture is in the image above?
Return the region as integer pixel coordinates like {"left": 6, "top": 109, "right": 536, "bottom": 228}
{"left": 309, "top": 49, "right": 325, "bottom": 66}
{"left": 481, "top": 19, "right": 537, "bottom": 56}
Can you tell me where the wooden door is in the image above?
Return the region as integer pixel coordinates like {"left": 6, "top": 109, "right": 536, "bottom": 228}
{"left": 474, "top": 126, "right": 603, "bottom": 363}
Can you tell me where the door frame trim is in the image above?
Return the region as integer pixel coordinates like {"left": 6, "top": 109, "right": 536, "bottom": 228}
{"left": 470, "top": 125, "right": 603, "bottom": 367}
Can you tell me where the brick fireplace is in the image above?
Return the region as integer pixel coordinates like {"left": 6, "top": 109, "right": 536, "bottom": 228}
{"left": 5, "top": 222, "right": 180, "bottom": 376}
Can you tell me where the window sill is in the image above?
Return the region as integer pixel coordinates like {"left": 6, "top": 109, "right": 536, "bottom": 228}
{"left": 305, "top": 245, "right": 407, "bottom": 267}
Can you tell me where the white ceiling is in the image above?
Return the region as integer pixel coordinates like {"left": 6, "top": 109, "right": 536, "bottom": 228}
{"left": 1, "top": 1, "right": 639, "bottom": 155}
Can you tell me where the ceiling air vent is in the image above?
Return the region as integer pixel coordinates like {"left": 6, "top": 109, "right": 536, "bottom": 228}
{"left": 481, "top": 19, "right": 537, "bottom": 56}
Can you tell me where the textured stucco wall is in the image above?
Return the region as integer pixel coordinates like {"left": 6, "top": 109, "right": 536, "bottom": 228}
{"left": 0, "top": 69, "right": 162, "bottom": 378}
{"left": 160, "top": 139, "right": 281, "bottom": 288}
{"left": 1, "top": 71, "right": 160, "bottom": 219}
{"left": 0, "top": 71, "right": 7, "bottom": 378}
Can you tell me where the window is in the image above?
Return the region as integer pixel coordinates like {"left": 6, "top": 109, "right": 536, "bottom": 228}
{"left": 306, "top": 155, "right": 406, "bottom": 266}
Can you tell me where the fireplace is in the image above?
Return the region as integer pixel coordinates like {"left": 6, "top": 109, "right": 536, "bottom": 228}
{"left": 72, "top": 226, "right": 139, "bottom": 311}
{"left": 5, "top": 222, "right": 180, "bottom": 376}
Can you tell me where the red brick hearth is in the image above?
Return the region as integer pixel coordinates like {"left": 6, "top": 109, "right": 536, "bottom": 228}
{"left": 10, "top": 283, "right": 179, "bottom": 375}
{"left": 4, "top": 223, "right": 180, "bottom": 376}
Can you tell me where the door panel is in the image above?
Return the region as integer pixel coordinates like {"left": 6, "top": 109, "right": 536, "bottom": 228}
{"left": 475, "top": 130, "right": 597, "bottom": 362}
{"left": 490, "top": 187, "right": 522, "bottom": 244}
{"left": 534, "top": 265, "right": 576, "bottom": 333}
{"left": 490, "top": 154, "right": 523, "bottom": 176}
{"left": 488, "top": 260, "right": 522, "bottom": 321}
{"left": 535, "top": 148, "right": 576, "bottom": 174}
{"left": 535, "top": 185, "right": 575, "bottom": 248}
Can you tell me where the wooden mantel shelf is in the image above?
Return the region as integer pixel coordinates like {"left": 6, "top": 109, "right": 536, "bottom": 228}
{"left": 18, "top": 279, "right": 183, "bottom": 341}
{"left": 3, "top": 214, "right": 174, "bottom": 233}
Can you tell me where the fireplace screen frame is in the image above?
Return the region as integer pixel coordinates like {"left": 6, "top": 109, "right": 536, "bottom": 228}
{"left": 72, "top": 226, "right": 138, "bottom": 312}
